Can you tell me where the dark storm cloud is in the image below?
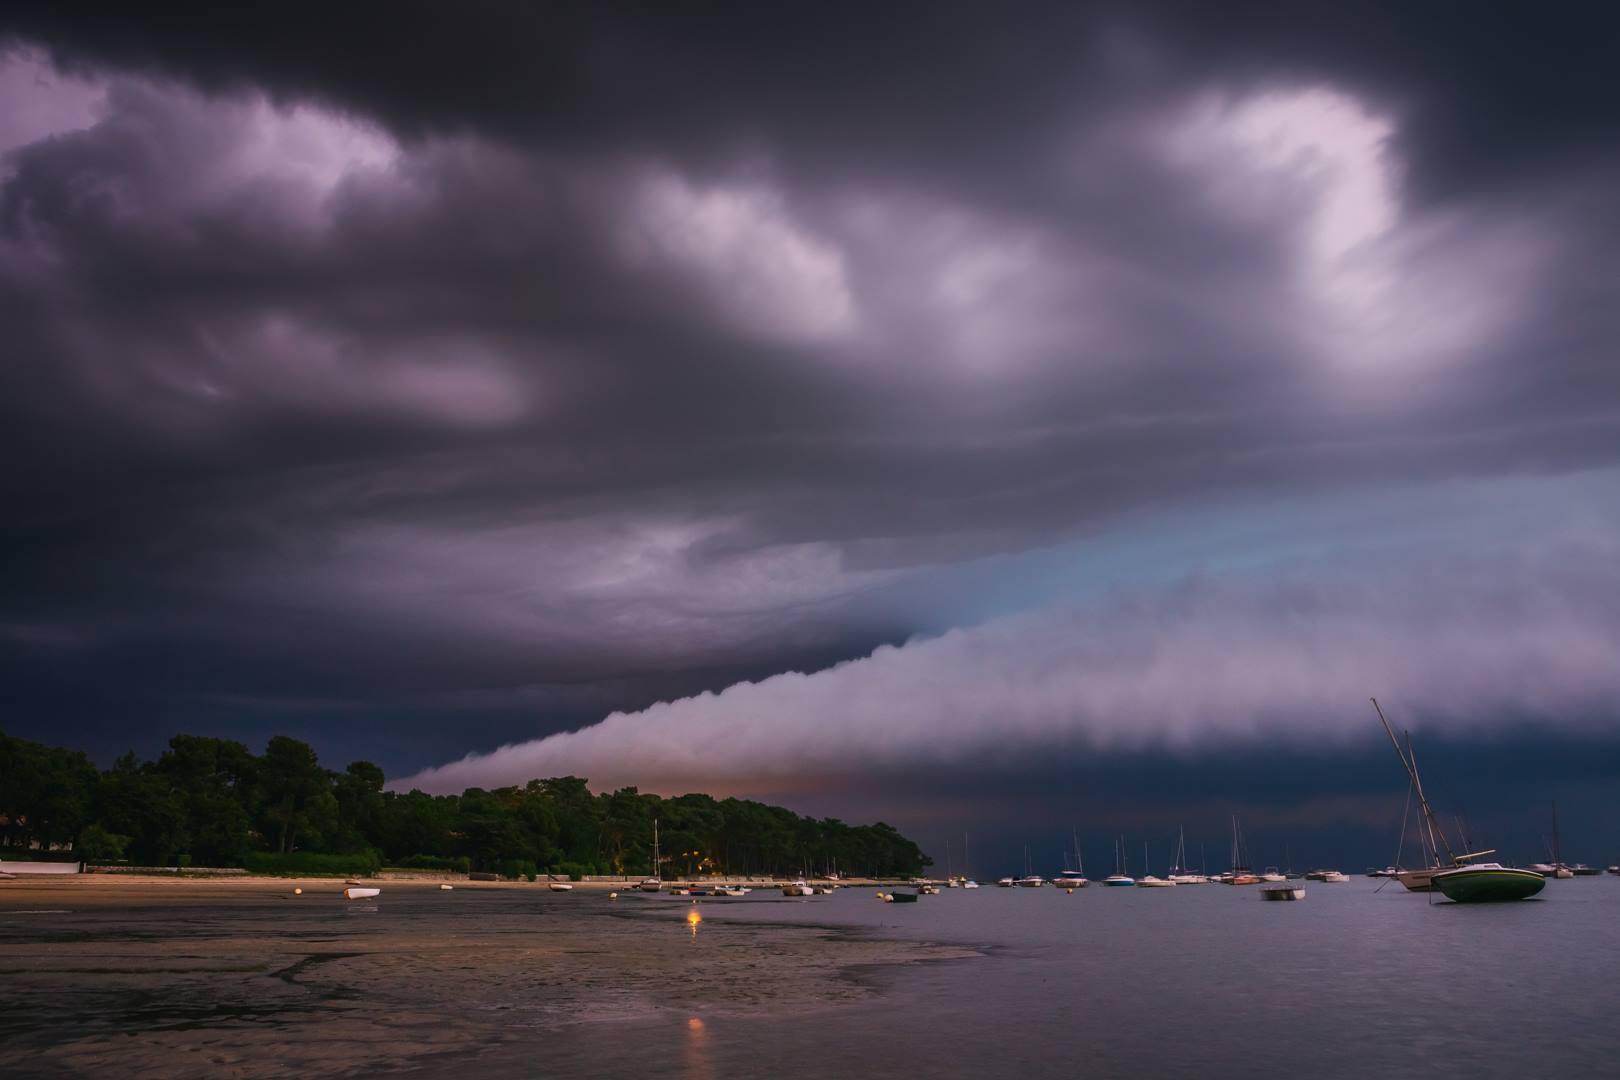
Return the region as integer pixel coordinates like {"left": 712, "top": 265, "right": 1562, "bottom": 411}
{"left": 2, "top": 3, "right": 1620, "bottom": 793}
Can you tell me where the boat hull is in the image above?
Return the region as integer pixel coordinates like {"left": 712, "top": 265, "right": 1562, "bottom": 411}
{"left": 1260, "top": 886, "right": 1305, "bottom": 901}
{"left": 1433, "top": 866, "right": 1546, "bottom": 903}
{"left": 1396, "top": 868, "right": 1441, "bottom": 892}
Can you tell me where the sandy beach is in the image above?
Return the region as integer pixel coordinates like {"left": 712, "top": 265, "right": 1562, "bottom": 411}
{"left": 0, "top": 875, "right": 975, "bottom": 1078}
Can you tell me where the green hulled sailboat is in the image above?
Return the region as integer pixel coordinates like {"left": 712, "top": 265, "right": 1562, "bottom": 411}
{"left": 1432, "top": 857, "right": 1546, "bottom": 902}
{"left": 1371, "top": 699, "right": 1544, "bottom": 904}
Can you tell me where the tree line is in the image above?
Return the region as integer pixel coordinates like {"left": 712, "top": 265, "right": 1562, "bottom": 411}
{"left": 0, "top": 729, "right": 929, "bottom": 879}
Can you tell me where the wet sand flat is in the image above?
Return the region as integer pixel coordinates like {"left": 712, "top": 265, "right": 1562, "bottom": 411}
{"left": 0, "top": 876, "right": 973, "bottom": 1078}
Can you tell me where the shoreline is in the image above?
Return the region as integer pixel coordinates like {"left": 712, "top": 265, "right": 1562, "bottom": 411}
{"left": 1, "top": 873, "right": 979, "bottom": 1079}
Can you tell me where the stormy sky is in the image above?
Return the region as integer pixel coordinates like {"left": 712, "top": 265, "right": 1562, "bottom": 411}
{"left": 4, "top": 2, "right": 1620, "bottom": 869}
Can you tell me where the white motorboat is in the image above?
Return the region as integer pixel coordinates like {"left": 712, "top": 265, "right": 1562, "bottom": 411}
{"left": 961, "top": 880, "right": 981, "bottom": 889}
{"left": 782, "top": 879, "right": 815, "bottom": 896}
{"left": 1055, "top": 870, "right": 1088, "bottom": 889}
{"left": 996, "top": 877, "right": 1016, "bottom": 887}
{"left": 548, "top": 882, "right": 573, "bottom": 892}
{"left": 1015, "top": 875, "right": 1045, "bottom": 887}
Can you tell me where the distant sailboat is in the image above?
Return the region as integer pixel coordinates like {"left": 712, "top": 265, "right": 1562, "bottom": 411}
{"left": 1137, "top": 840, "right": 1176, "bottom": 887}
{"left": 1546, "top": 802, "right": 1574, "bottom": 878}
{"left": 1222, "top": 817, "right": 1260, "bottom": 885}
{"left": 1168, "top": 827, "right": 1209, "bottom": 884}
{"left": 1055, "top": 829, "right": 1088, "bottom": 889}
{"left": 638, "top": 820, "right": 663, "bottom": 891}
{"left": 1016, "top": 844, "right": 1044, "bottom": 887}
{"left": 1103, "top": 836, "right": 1136, "bottom": 886}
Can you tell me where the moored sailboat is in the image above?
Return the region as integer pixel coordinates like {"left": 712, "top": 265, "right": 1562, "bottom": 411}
{"left": 1103, "top": 836, "right": 1136, "bottom": 886}
{"left": 1222, "top": 817, "right": 1259, "bottom": 884}
{"left": 1056, "top": 829, "right": 1088, "bottom": 889}
{"left": 638, "top": 819, "right": 664, "bottom": 891}
{"left": 1371, "top": 698, "right": 1544, "bottom": 904}
{"left": 1167, "top": 827, "right": 1209, "bottom": 883}
{"left": 1137, "top": 840, "right": 1177, "bottom": 886}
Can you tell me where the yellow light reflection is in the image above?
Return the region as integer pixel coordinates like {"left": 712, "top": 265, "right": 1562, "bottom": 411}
{"left": 684, "top": 1014, "right": 713, "bottom": 1080}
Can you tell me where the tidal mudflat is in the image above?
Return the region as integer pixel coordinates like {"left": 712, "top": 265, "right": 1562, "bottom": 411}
{"left": 0, "top": 877, "right": 974, "bottom": 1078}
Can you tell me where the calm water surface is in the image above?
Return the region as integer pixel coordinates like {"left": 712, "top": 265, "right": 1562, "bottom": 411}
{"left": 522, "top": 878, "right": 1620, "bottom": 1079}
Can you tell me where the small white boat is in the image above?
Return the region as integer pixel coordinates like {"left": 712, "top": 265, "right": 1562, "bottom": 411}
{"left": 1319, "top": 871, "right": 1349, "bottom": 883}
{"left": 961, "top": 880, "right": 981, "bottom": 889}
{"left": 1168, "top": 874, "right": 1210, "bottom": 884}
{"left": 996, "top": 877, "right": 1016, "bottom": 888}
{"left": 640, "top": 819, "right": 665, "bottom": 891}
{"left": 1259, "top": 868, "right": 1287, "bottom": 883}
{"left": 714, "top": 886, "right": 748, "bottom": 897}
{"left": 1137, "top": 842, "right": 1177, "bottom": 886}
{"left": 1260, "top": 884, "right": 1305, "bottom": 901}
{"left": 1015, "top": 875, "right": 1045, "bottom": 888}
{"left": 439, "top": 883, "right": 454, "bottom": 891}
{"left": 343, "top": 887, "right": 381, "bottom": 900}
{"left": 782, "top": 879, "right": 815, "bottom": 896}
{"left": 1104, "top": 836, "right": 1135, "bottom": 886}
{"left": 548, "top": 882, "right": 573, "bottom": 892}
{"left": 1055, "top": 870, "right": 1088, "bottom": 889}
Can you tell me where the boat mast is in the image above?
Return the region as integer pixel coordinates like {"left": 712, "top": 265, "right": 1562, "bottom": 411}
{"left": 1370, "top": 698, "right": 1454, "bottom": 865}
{"left": 1405, "top": 733, "right": 1439, "bottom": 866}
{"left": 1392, "top": 771, "right": 1413, "bottom": 869}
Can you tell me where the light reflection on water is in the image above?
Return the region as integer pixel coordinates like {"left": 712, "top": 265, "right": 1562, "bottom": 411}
{"left": 530, "top": 879, "right": 1620, "bottom": 1080}
{"left": 683, "top": 1016, "right": 712, "bottom": 1080}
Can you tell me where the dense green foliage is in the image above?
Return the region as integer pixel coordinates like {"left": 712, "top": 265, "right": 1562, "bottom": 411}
{"left": 0, "top": 729, "right": 928, "bottom": 877}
